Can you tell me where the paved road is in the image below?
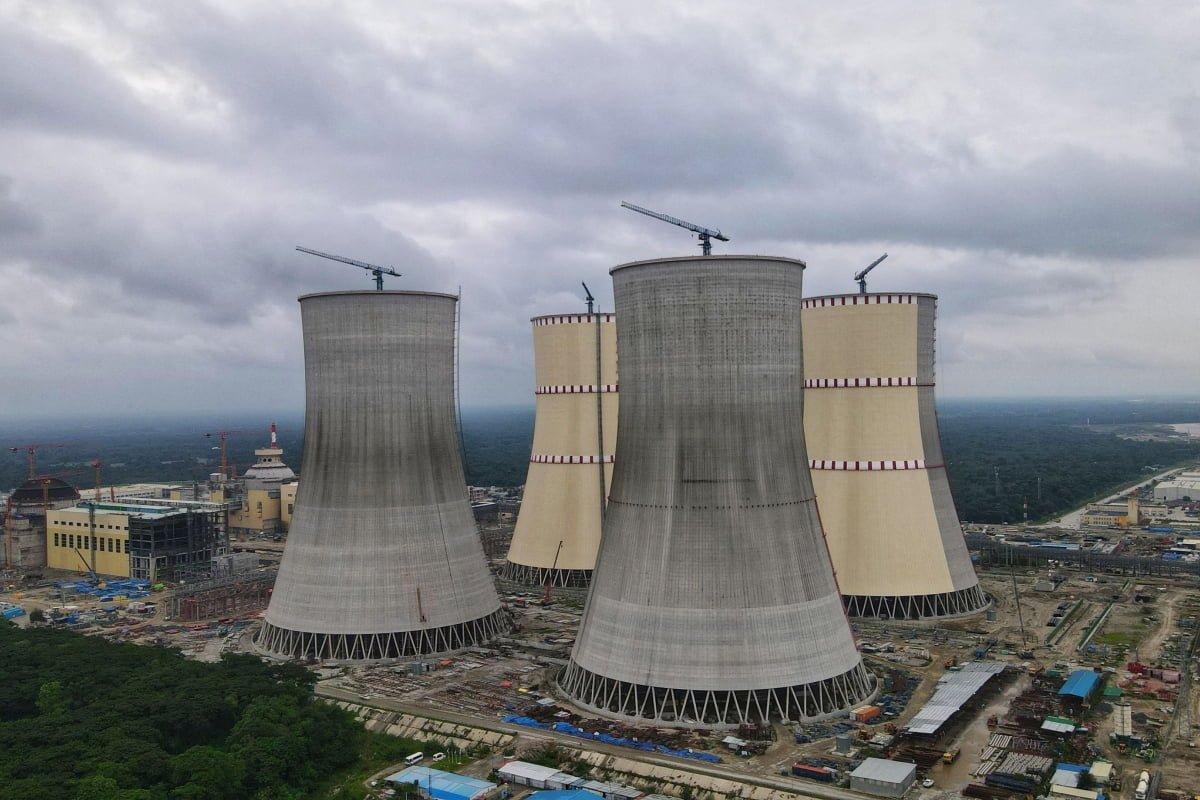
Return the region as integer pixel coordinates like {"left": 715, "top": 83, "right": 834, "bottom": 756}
{"left": 316, "top": 684, "right": 873, "bottom": 800}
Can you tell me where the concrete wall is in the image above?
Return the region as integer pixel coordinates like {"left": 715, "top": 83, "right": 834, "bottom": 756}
{"left": 260, "top": 291, "right": 506, "bottom": 655}
{"left": 505, "top": 313, "right": 617, "bottom": 584}
{"left": 563, "top": 256, "right": 873, "bottom": 723}
{"left": 802, "top": 294, "right": 984, "bottom": 618}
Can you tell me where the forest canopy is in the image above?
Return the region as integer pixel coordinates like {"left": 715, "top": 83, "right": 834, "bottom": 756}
{"left": 0, "top": 623, "right": 363, "bottom": 800}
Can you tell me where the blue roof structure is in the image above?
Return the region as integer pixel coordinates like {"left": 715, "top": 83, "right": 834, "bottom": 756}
{"left": 386, "top": 767, "right": 497, "bottom": 800}
{"left": 530, "top": 792, "right": 597, "bottom": 800}
{"left": 1059, "top": 670, "right": 1101, "bottom": 699}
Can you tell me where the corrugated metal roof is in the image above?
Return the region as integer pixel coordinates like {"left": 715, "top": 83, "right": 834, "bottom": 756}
{"left": 1042, "top": 716, "right": 1076, "bottom": 733}
{"left": 850, "top": 758, "right": 916, "bottom": 783}
{"left": 905, "top": 661, "right": 1006, "bottom": 735}
{"left": 498, "top": 762, "right": 563, "bottom": 781}
{"left": 386, "top": 767, "right": 497, "bottom": 800}
{"left": 1059, "top": 670, "right": 1101, "bottom": 698}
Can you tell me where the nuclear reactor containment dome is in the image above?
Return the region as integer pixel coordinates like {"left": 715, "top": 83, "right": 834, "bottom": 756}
{"left": 503, "top": 312, "right": 617, "bottom": 588}
{"left": 560, "top": 255, "right": 876, "bottom": 726}
{"left": 256, "top": 290, "right": 509, "bottom": 661}
{"left": 802, "top": 292, "right": 987, "bottom": 619}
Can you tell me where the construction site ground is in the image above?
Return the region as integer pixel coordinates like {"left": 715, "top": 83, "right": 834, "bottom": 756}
{"left": 4, "top": 543, "right": 1198, "bottom": 799}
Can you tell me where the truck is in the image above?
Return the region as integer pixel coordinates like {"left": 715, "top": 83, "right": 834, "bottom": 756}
{"left": 1134, "top": 770, "right": 1150, "bottom": 800}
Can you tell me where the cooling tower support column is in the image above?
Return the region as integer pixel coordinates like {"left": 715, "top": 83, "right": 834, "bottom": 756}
{"left": 503, "top": 313, "right": 618, "bottom": 589}
{"left": 802, "top": 293, "right": 988, "bottom": 620}
{"left": 256, "top": 290, "right": 509, "bottom": 661}
{"left": 560, "top": 255, "right": 876, "bottom": 727}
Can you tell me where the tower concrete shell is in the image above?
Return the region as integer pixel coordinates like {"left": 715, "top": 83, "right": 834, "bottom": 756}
{"left": 560, "top": 256, "right": 875, "bottom": 726}
{"left": 801, "top": 293, "right": 987, "bottom": 620}
{"left": 256, "top": 291, "right": 509, "bottom": 661}
{"left": 503, "top": 313, "right": 618, "bottom": 588}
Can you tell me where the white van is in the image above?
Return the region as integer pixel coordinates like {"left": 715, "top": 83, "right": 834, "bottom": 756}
{"left": 405, "top": 752, "right": 424, "bottom": 766}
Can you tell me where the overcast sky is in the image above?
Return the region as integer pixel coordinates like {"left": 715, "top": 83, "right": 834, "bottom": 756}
{"left": 1, "top": 1, "right": 1197, "bottom": 418}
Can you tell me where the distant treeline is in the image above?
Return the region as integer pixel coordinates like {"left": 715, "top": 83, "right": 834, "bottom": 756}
{"left": 5, "top": 400, "right": 1200, "bottom": 524}
{"left": 939, "top": 398, "right": 1200, "bottom": 524}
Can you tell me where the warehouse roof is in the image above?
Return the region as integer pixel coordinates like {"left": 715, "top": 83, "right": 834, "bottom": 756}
{"left": 904, "top": 661, "right": 1007, "bottom": 735}
{"left": 850, "top": 758, "right": 916, "bottom": 783}
{"left": 386, "top": 767, "right": 496, "bottom": 800}
{"left": 1059, "top": 670, "right": 1101, "bottom": 698}
{"left": 529, "top": 792, "right": 595, "bottom": 800}
{"left": 498, "top": 762, "right": 562, "bottom": 781}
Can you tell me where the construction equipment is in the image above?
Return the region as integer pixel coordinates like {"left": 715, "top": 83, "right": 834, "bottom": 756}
{"left": 853, "top": 253, "right": 888, "bottom": 293}
{"left": 542, "top": 540, "right": 565, "bottom": 604}
{"left": 89, "top": 459, "right": 103, "bottom": 503}
{"left": 582, "top": 282, "right": 595, "bottom": 314}
{"left": 8, "top": 442, "right": 70, "bottom": 479}
{"left": 203, "top": 431, "right": 255, "bottom": 480}
{"left": 620, "top": 201, "right": 729, "bottom": 256}
{"left": 296, "top": 245, "right": 401, "bottom": 290}
{"left": 72, "top": 546, "right": 99, "bottom": 584}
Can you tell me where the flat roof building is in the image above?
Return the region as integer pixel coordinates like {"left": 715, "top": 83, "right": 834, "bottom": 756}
{"left": 849, "top": 758, "right": 916, "bottom": 797}
{"left": 46, "top": 500, "right": 228, "bottom": 581}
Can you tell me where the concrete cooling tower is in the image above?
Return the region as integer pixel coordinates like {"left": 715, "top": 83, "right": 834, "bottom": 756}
{"left": 256, "top": 291, "right": 509, "bottom": 661}
{"left": 801, "top": 292, "right": 987, "bottom": 620}
{"left": 503, "top": 313, "right": 617, "bottom": 588}
{"left": 560, "top": 256, "right": 876, "bottom": 726}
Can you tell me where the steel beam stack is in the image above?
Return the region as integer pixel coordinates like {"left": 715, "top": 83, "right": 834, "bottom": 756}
{"left": 560, "top": 255, "right": 875, "bottom": 726}
{"left": 802, "top": 293, "right": 987, "bottom": 619}
{"left": 503, "top": 313, "right": 618, "bottom": 588}
{"left": 256, "top": 291, "right": 509, "bottom": 661}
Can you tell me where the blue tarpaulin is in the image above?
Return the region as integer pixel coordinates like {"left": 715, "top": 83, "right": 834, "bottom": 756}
{"left": 501, "top": 715, "right": 721, "bottom": 763}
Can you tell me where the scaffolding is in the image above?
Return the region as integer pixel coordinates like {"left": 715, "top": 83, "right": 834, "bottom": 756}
{"left": 171, "top": 572, "right": 274, "bottom": 621}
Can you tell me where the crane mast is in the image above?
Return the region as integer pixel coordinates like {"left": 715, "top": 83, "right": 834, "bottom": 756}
{"left": 296, "top": 245, "right": 402, "bottom": 290}
{"left": 620, "top": 201, "right": 729, "bottom": 256}
{"left": 853, "top": 253, "right": 888, "bottom": 294}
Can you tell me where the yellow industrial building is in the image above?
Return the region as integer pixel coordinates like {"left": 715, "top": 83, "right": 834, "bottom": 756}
{"left": 46, "top": 499, "right": 230, "bottom": 581}
{"left": 228, "top": 424, "right": 296, "bottom": 539}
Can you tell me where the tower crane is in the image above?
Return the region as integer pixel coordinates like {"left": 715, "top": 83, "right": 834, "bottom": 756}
{"left": 90, "top": 459, "right": 104, "bottom": 503}
{"left": 620, "top": 201, "right": 729, "bottom": 256}
{"left": 296, "top": 245, "right": 401, "bottom": 290}
{"left": 8, "top": 443, "right": 70, "bottom": 480}
{"left": 203, "top": 431, "right": 255, "bottom": 480}
{"left": 581, "top": 282, "right": 595, "bottom": 314}
{"left": 853, "top": 253, "right": 888, "bottom": 294}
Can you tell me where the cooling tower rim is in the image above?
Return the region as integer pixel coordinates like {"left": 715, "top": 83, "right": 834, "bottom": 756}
{"left": 530, "top": 311, "right": 617, "bottom": 324}
{"left": 609, "top": 254, "right": 806, "bottom": 275}
{"left": 806, "top": 291, "right": 938, "bottom": 302}
{"left": 297, "top": 289, "right": 459, "bottom": 302}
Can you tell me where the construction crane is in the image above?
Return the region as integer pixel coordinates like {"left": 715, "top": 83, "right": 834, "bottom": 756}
{"left": 853, "top": 253, "right": 888, "bottom": 294}
{"left": 203, "top": 431, "right": 255, "bottom": 480}
{"left": 8, "top": 443, "right": 70, "bottom": 480}
{"left": 620, "top": 201, "right": 729, "bottom": 256}
{"left": 581, "top": 282, "right": 595, "bottom": 314}
{"left": 296, "top": 245, "right": 401, "bottom": 290}
{"left": 89, "top": 459, "right": 104, "bottom": 503}
{"left": 542, "top": 540, "right": 565, "bottom": 604}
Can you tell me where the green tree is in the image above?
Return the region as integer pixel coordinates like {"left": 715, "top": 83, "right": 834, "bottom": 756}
{"left": 36, "top": 681, "right": 67, "bottom": 715}
{"left": 169, "top": 745, "right": 245, "bottom": 800}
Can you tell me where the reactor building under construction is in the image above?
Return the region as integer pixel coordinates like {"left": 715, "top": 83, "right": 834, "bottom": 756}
{"left": 503, "top": 312, "right": 617, "bottom": 588}
{"left": 560, "top": 255, "right": 876, "bottom": 726}
{"left": 801, "top": 292, "right": 987, "bottom": 620}
{"left": 256, "top": 290, "right": 509, "bottom": 661}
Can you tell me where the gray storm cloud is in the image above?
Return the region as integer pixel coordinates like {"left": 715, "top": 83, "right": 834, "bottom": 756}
{"left": 0, "top": 0, "right": 1196, "bottom": 417}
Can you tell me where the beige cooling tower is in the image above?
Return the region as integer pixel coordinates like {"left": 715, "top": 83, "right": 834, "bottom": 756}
{"left": 802, "top": 293, "right": 988, "bottom": 619}
{"left": 503, "top": 313, "right": 617, "bottom": 588}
